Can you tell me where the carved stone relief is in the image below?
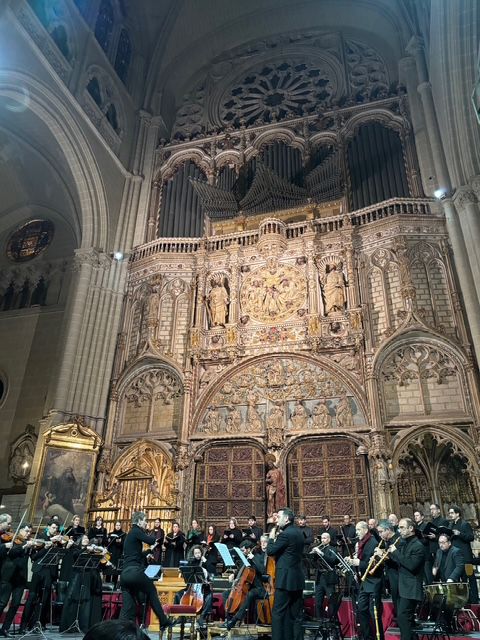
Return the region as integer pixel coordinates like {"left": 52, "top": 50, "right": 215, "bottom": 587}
{"left": 194, "top": 357, "right": 366, "bottom": 437}
{"left": 9, "top": 424, "right": 37, "bottom": 484}
{"left": 240, "top": 262, "right": 307, "bottom": 323}
{"left": 380, "top": 344, "right": 466, "bottom": 419}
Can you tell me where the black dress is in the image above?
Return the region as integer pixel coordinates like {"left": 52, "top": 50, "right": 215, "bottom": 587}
{"left": 59, "top": 546, "right": 103, "bottom": 633}
{"left": 164, "top": 531, "right": 186, "bottom": 567}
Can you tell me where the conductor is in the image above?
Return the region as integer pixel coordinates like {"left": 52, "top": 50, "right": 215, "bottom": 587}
{"left": 267, "top": 508, "right": 305, "bottom": 640}
{"left": 119, "top": 511, "right": 173, "bottom": 632}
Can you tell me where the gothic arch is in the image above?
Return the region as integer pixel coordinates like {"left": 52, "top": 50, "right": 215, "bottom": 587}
{"left": 390, "top": 424, "right": 480, "bottom": 520}
{"left": 191, "top": 352, "right": 369, "bottom": 439}
{"left": 114, "top": 359, "right": 184, "bottom": 438}
{"left": 158, "top": 150, "right": 211, "bottom": 183}
{"left": 93, "top": 438, "right": 177, "bottom": 528}
{"left": 374, "top": 331, "right": 473, "bottom": 422}
{"left": 252, "top": 129, "right": 307, "bottom": 155}
{"left": 0, "top": 71, "right": 109, "bottom": 249}
{"left": 342, "top": 108, "right": 406, "bottom": 141}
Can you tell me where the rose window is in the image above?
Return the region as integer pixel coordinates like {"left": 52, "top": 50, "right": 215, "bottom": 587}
{"left": 220, "top": 61, "right": 334, "bottom": 126}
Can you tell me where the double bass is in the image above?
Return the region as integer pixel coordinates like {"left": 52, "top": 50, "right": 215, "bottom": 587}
{"left": 257, "top": 553, "right": 276, "bottom": 623}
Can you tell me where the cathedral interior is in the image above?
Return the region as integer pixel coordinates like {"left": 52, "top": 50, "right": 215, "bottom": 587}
{"left": 0, "top": 0, "right": 480, "bottom": 536}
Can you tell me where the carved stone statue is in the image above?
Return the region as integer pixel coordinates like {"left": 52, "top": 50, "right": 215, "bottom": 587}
{"left": 290, "top": 401, "right": 309, "bottom": 430}
{"left": 265, "top": 454, "right": 286, "bottom": 517}
{"left": 336, "top": 395, "right": 354, "bottom": 428}
{"left": 266, "top": 403, "right": 285, "bottom": 448}
{"left": 207, "top": 278, "right": 229, "bottom": 326}
{"left": 247, "top": 405, "right": 264, "bottom": 432}
{"left": 311, "top": 400, "right": 332, "bottom": 429}
{"left": 324, "top": 263, "right": 346, "bottom": 315}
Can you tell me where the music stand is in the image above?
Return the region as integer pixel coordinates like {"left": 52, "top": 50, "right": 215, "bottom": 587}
{"left": 60, "top": 551, "right": 103, "bottom": 635}
{"left": 179, "top": 564, "right": 207, "bottom": 586}
{"left": 19, "top": 547, "right": 67, "bottom": 640}
{"left": 214, "top": 542, "right": 236, "bottom": 568}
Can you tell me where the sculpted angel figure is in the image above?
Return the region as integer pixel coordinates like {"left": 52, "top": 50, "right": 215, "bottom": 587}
{"left": 336, "top": 395, "right": 354, "bottom": 428}
{"left": 311, "top": 400, "right": 332, "bottom": 429}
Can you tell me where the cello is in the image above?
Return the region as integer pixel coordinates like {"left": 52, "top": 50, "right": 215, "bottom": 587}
{"left": 225, "top": 564, "right": 256, "bottom": 616}
{"left": 180, "top": 584, "right": 204, "bottom": 613}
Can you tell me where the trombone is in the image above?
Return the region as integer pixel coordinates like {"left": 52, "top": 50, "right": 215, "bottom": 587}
{"left": 310, "top": 543, "right": 335, "bottom": 572}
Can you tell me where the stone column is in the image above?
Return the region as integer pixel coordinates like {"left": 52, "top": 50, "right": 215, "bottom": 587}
{"left": 406, "top": 36, "right": 450, "bottom": 189}
{"left": 47, "top": 248, "right": 98, "bottom": 422}
{"left": 442, "top": 198, "right": 480, "bottom": 364}
{"left": 453, "top": 186, "right": 480, "bottom": 302}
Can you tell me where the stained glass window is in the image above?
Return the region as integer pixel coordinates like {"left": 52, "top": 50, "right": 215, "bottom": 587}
{"left": 6, "top": 220, "right": 54, "bottom": 262}
{"left": 94, "top": 0, "right": 114, "bottom": 53}
{"left": 114, "top": 28, "right": 131, "bottom": 84}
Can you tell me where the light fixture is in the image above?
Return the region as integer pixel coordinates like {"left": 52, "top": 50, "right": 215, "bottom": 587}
{"left": 434, "top": 188, "right": 446, "bottom": 200}
{"left": 113, "top": 251, "right": 124, "bottom": 261}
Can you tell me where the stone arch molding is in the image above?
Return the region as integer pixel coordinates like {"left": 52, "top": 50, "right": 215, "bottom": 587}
{"left": 390, "top": 424, "right": 480, "bottom": 482}
{"left": 192, "top": 354, "right": 368, "bottom": 446}
{"left": 95, "top": 439, "right": 177, "bottom": 511}
{"left": 0, "top": 72, "right": 109, "bottom": 249}
{"left": 374, "top": 333, "right": 472, "bottom": 422}
{"left": 116, "top": 360, "right": 183, "bottom": 437}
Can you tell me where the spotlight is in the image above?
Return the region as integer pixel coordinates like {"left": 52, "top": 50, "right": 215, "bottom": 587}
{"left": 113, "top": 251, "right": 124, "bottom": 261}
{"left": 434, "top": 189, "right": 447, "bottom": 200}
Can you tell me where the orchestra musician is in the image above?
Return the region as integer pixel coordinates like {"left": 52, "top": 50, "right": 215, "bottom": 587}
{"left": 163, "top": 522, "right": 185, "bottom": 567}
{"left": 224, "top": 535, "right": 271, "bottom": 630}
{"left": 119, "top": 511, "right": 174, "bottom": 632}
{"left": 59, "top": 534, "right": 106, "bottom": 633}
{"left": 267, "top": 508, "right": 305, "bottom": 640}
{"left": 0, "top": 524, "right": 35, "bottom": 637}
{"left": 176, "top": 545, "right": 212, "bottom": 630}
{"left": 338, "top": 515, "right": 356, "bottom": 557}
{"left": 426, "top": 504, "right": 449, "bottom": 585}
{"left": 388, "top": 518, "right": 426, "bottom": 640}
{"left": 413, "top": 510, "right": 430, "bottom": 584}
{"left": 312, "top": 532, "right": 340, "bottom": 619}
{"left": 19, "top": 521, "right": 71, "bottom": 633}
{"left": 346, "top": 521, "right": 384, "bottom": 640}
{"left": 60, "top": 514, "right": 86, "bottom": 583}
{"left": 447, "top": 505, "right": 478, "bottom": 604}
{"left": 376, "top": 520, "right": 400, "bottom": 614}
{"left": 432, "top": 534, "right": 465, "bottom": 583}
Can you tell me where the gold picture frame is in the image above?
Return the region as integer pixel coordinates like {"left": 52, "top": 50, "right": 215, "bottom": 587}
{"left": 30, "top": 422, "right": 102, "bottom": 525}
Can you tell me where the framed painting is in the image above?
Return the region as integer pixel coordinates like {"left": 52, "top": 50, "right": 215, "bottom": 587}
{"left": 31, "top": 422, "right": 102, "bottom": 525}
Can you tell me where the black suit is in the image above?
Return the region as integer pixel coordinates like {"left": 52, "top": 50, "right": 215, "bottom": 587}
{"left": 449, "top": 518, "right": 478, "bottom": 603}
{"left": 426, "top": 516, "right": 449, "bottom": 584}
{"left": 390, "top": 535, "right": 426, "bottom": 640}
{"left": 267, "top": 522, "right": 305, "bottom": 640}
{"left": 119, "top": 525, "right": 169, "bottom": 626}
{"left": 433, "top": 545, "right": 464, "bottom": 582}
{"left": 357, "top": 534, "right": 384, "bottom": 640}
{"left": 314, "top": 544, "right": 339, "bottom": 618}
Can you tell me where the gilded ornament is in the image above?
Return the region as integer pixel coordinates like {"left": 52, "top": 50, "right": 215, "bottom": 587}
{"left": 240, "top": 263, "right": 307, "bottom": 323}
